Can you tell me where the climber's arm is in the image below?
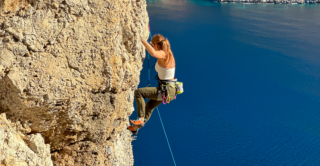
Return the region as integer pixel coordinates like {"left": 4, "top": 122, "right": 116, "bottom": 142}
{"left": 142, "top": 39, "right": 166, "bottom": 59}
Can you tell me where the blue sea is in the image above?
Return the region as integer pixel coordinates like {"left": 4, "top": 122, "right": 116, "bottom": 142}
{"left": 131, "top": 1, "right": 320, "bottom": 165}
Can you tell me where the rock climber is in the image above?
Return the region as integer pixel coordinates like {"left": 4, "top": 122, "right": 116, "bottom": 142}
{"left": 127, "top": 34, "right": 177, "bottom": 135}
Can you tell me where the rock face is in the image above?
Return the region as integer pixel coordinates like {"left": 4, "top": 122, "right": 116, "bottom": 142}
{"left": 0, "top": 114, "right": 53, "bottom": 166}
{"left": 0, "top": 0, "right": 149, "bottom": 165}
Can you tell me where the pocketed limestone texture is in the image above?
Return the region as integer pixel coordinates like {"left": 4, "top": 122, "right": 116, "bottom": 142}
{"left": 0, "top": 0, "right": 149, "bottom": 165}
{"left": 0, "top": 113, "right": 53, "bottom": 166}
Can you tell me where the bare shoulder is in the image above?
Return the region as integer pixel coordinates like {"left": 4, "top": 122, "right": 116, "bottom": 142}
{"left": 153, "top": 50, "right": 166, "bottom": 59}
{"left": 159, "top": 50, "right": 166, "bottom": 58}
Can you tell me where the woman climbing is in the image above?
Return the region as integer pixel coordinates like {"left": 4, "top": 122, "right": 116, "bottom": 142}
{"left": 127, "top": 34, "right": 177, "bottom": 135}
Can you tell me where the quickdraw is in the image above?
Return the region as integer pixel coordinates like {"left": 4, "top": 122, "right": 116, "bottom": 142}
{"left": 162, "top": 87, "right": 171, "bottom": 104}
{"left": 162, "top": 92, "right": 167, "bottom": 105}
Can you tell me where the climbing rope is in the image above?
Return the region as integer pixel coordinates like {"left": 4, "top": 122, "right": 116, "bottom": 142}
{"left": 156, "top": 107, "right": 177, "bottom": 166}
{"left": 146, "top": 31, "right": 177, "bottom": 166}
{"left": 147, "top": 31, "right": 151, "bottom": 86}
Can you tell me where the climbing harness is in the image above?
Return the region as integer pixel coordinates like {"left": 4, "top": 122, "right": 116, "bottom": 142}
{"left": 155, "top": 75, "right": 184, "bottom": 105}
{"left": 146, "top": 29, "right": 178, "bottom": 166}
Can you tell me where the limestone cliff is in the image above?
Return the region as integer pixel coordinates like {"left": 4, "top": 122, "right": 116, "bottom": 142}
{"left": 0, "top": 0, "right": 149, "bottom": 165}
{"left": 0, "top": 113, "right": 53, "bottom": 165}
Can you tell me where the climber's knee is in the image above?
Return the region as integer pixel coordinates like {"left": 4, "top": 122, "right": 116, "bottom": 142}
{"left": 134, "top": 89, "right": 142, "bottom": 98}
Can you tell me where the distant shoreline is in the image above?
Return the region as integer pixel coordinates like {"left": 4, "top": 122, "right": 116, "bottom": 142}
{"left": 216, "top": 0, "right": 320, "bottom": 4}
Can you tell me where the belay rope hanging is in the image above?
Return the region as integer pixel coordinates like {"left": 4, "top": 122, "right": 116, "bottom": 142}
{"left": 146, "top": 31, "right": 177, "bottom": 166}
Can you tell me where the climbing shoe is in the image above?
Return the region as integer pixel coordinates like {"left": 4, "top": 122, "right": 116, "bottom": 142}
{"left": 127, "top": 126, "right": 139, "bottom": 135}
{"left": 130, "top": 118, "right": 145, "bottom": 127}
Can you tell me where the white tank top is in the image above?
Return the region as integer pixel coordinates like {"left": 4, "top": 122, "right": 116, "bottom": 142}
{"left": 155, "top": 62, "right": 175, "bottom": 80}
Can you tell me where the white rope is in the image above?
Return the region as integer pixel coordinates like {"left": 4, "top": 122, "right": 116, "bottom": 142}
{"left": 156, "top": 107, "right": 177, "bottom": 166}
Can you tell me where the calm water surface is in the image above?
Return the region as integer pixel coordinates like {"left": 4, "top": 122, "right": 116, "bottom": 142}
{"left": 131, "top": 1, "right": 320, "bottom": 165}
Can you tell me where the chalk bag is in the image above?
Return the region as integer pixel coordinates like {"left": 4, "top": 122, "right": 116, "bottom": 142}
{"left": 175, "top": 82, "right": 184, "bottom": 94}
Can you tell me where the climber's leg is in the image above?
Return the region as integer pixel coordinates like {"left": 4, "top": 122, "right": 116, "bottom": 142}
{"left": 131, "top": 87, "right": 159, "bottom": 125}
{"left": 144, "top": 99, "right": 162, "bottom": 123}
